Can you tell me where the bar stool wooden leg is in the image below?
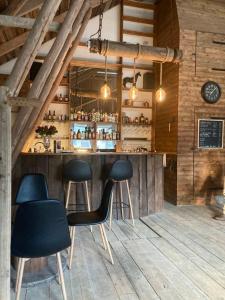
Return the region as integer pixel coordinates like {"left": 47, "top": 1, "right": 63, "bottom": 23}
{"left": 15, "top": 257, "right": 22, "bottom": 292}
{"left": 16, "top": 258, "right": 25, "bottom": 300}
{"left": 84, "top": 181, "right": 92, "bottom": 232}
{"left": 99, "top": 224, "right": 107, "bottom": 250}
{"left": 119, "top": 182, "right": 124, "bottom": 220}
{"left": 101, "top": 224, "right": 114, "bottom": 265}
{"left": 126, "top": 180, "right": 135, "bottom": 226}
{"left": 56, "top": 255, "right": 62, "bottom": 285}
{"left": 68, "top": 227, "right": 76, "bottom": 270}
{"left": 57, "top": 252, "right": 67, "bottom": 300}
{"left": 109, "top": 190, "right": 114, "bottom": 230}
{"left": 65, "top": 181, "right": 71, "bottom": 209}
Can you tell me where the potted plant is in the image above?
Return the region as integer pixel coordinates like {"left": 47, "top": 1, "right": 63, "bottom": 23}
{"left": 35, "top": 125, "right": 58, "bottom": 152}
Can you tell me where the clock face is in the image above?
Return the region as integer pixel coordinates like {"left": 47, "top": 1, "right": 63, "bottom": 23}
{"left": 201, "top": 81, "right": 221, "bottom": 104}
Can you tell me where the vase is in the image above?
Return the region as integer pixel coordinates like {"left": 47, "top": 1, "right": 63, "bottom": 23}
{"left": 43, "top": 136, "right": 51, "bottom": 152}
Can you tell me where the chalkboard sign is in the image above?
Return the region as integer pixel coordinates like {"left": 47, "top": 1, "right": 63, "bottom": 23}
{"left": 198, "top": 119, "right": 224, "bottom": 149}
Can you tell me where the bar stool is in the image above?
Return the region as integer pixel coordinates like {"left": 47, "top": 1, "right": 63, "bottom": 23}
{"left": 63, "top": 159, "right": 92, "bottom": 212}
{"left": 108, "top": 159, "right": 134, "bottom": 229}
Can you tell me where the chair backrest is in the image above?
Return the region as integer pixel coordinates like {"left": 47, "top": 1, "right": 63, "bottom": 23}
{"left": 11, "top": 200, "right": 71, "bottom": 258}
{"left": 98, "top": 180, "right": 114, "bottom": 221}
{"left": 16, "top": 173, "right": 48, "bottom": 204}
{"left": 109, "top": 159, "right": 133, "bottom": 181}
{"left": 63, "top": 159, "right": 92, "bottom": 182}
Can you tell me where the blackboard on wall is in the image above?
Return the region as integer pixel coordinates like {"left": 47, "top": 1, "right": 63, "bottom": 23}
{"left": 198, "top": 119, "right": 224, "bottom": 149}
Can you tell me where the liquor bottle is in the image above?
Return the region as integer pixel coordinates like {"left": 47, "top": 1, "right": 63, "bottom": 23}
{"left": 48, "top": 110, "right": 52, "bottom": 121}
{"left": 81, "top": 131, "right": 85, "bottom": 140}
{"left": 74, "top": 110, "right": 77, "bottom": 121}
{"left": 70, "top": 108, "right": 74, "bottom": 121}
{"left": 91, "top": 127, "right": 96, "bottom": 140}
{"left": 77, "top": 130, "right": 81, "bottom": 139}
{"left": 52, "top": 111, "right": 56, "bottom": 121}
{"left": 70, "top": 129, "right": 74, "bottom": 139}
{"left": 140, "top": 113, "right": 145, "bottom": 124}
{"left": 77, "top": 111, "right": 81, "bottom": 121}
{"left": 112, "top": 130, "right": 117, "bottom": 140}
{"left": 116, "top": 131, "right": 120, "bottom": 140}
{"left": 64, "top": 95, "right": 69, "bottom": 102}
{"left": 99, "top": 130, "right": 103, "bottom": 140}
{"left": 84, "top": 127, "right": 88, "bottom": 139}
{"left": 88, "top": 127, "right": 92, "bottom": 139}
{"left": 102, "top": 129, "right": 106, "bottom": 140}
{"left": 59, "top": 94, "right": 63, "bottom": 102}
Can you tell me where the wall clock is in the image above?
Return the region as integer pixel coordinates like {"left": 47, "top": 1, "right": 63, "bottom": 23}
{"left": 201, "top": 81, "right": 221, "bottom": 104}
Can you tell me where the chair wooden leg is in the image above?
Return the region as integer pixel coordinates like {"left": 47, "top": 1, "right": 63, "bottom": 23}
{"left": 65, "top": 181, "right": 71, "bottom": 209}
{"left": 109, "top": 190, "right": 114, "bottom": 230}
{"left": 15, "top": 258, "right": 22, "bottom": 292}
{"left": 16, "top": 258, "right": 25, "bottom": 300}
{"left": 126, "top": 180, "right": 135, "bottom": 226}
{"left": 68, "top": 227, "right": 76, "bottom": 270}
{"left": 99, "top": 224, "right": 107, "bottom": 250}
{"left": 119, "top": 182, "right": 124, "bottom": 220}
{"left": 56, "top": 255, "right": 62, "bottom": 285}
{"left": 100, "top": 224, "right": 114, "bottom": 265}
{"left": 84, "top": 181, "right": 92, "bottom": 232}
{"left": 56, "top": 252, "right": 67, "bottom": 300}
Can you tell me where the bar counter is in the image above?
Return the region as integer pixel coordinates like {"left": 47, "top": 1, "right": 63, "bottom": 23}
{"left": 13, "top": 152, "right": 164, "bottom": 218}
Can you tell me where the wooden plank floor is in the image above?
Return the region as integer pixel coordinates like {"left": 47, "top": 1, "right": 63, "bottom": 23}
{"left": 11, "top": 203, "right": 225, "bottom": 299}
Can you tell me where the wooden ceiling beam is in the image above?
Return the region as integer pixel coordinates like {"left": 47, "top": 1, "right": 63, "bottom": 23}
{"left": 0, "top": 15, "right": 61, "bottom": 32}
{"left": 6, "top": 0, "right": 62, "bottom": 96}
{"left": 3, "top": 0, "right": 29, "bottom": 16}
{"left": 17, "top": 0, "right": 44, "bottom": 16}
{"left": 13, "top": 6, "right": 92, "bottom": 163}
{"left": 12, "top": 0, "right": 86, "bottom": 155}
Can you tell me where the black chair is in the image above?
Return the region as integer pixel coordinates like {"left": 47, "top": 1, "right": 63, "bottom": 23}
{"left": 63, "top": 159, "right": 92, "bottom": 213}
{"left": 108, "top": 160, "right": 134, "bottom": 229}
{"left": 67, "top": 180, "right": 114, "bottom": 269}
{"left": 15, "top": 173, "right": 48, "bottom": 204}
{"left": 12, "top": 200, "right": 71, "bottom": 300}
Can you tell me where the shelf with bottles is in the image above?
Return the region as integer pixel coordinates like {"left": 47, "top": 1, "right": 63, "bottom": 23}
{"left": 43, "top": 110, "right": 69, "bottom": 122}
{"left": 69, "top": 108, "right": 119, "bottom": 124}
{"left": 122, "top": 113, "right": 152, "bottom": 126}
{"left": 35, "top": 136, "right": 69, "bottom": 140}
{"left": 70, "top": 126, "right": 120, "bottom": 141}
{"left": 122, "top": 105, "right": 152, "bottom": 110}
{"left": 122, "top": 87, "right": 153, "bottom": 92}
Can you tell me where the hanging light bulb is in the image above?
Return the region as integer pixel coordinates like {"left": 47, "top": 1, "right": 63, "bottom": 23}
{"left": 129, "top": 58, "right": 138, "bottom": 100}
{"left": 129, "top": 84, "right": 138, "bottom": 100}
{"left": 100, "top": 56, "right": 111, "bottom": 99}
{"left": 156, "top": 63, "right": 166, "bottom": 102}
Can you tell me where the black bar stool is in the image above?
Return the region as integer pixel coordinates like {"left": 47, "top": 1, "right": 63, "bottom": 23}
{"left": 63, "top": 159, "right": 92, "bottom": 212}
{"left": 108, "top": 159, "right": 134, "bottom": 229}
{"left": 67, "top": 180, "right": 114, "bottom": 269}
{"left": 12, "top": 199, "right": 71, "bottom": 300}
{"left": 15, "top": 173, "right": 48, "bottom": 204}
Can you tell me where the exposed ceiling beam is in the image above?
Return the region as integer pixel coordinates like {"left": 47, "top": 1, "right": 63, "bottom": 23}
{"left": 17, "top": 0, "right": 43, "bottom": 16}
{"left": 0, "top": 15, "right": 61, "bottom": 32}
{"left": 3, "top": 0, "right": 29, "bottom": 16}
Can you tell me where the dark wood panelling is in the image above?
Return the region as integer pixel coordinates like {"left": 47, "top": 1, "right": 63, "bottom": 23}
{"left": 13, "top": 153, "right": 164, "bottom": 217}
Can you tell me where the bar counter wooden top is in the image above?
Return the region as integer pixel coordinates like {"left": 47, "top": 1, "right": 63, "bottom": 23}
{"left": 13, "top": 152, "right": 165, "bottom": 218}
{"left": 21, "top": 151, "right": 167, "bottom": 156}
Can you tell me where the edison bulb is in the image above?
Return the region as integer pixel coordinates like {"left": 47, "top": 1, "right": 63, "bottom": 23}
{"left": 129, "top": 85, "right": 138, "bottom": 100}
{"left": 100, "top": 82, "right": 111, "bottom": 99}
{"left": 156, "top": 87, "right": 166, "bottom": 102}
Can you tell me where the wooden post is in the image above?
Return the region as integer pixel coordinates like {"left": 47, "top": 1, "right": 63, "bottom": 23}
{"left": 89, "top": 39, "right": 183, "bottom": 63}
{"left": 0, "top": 86, "right": 11, "bottom": 300}
{"left": 13, "top": 8, "right": 92, "bottom": 163}
{"left": 5, "top": 0, "right": 62, "bottom": 96}
{"left": 11, "top": 0, "right": 85, "bottom": 154}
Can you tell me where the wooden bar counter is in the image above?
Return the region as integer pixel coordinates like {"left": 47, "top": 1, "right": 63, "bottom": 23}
{"left": 13, "top": 152, "right": 164, "bottom": 218}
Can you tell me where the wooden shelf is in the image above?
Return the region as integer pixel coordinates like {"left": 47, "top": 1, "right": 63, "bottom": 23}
{"left": 122, "top": 123, "right": 152, "bottom": 127}
{"left": 52, "top": 100, "right": 69, "bottom": 104}
{"left": 122, "top": 106, "right": 152, "bottom": 109}
{"left": 71, "top": 139, "right": 120, "bottom": 141}
{"left": 123, "top": 0, "right": 156, "bottom": 10}
{"left": 35, "top": 136, "right": 69, "bottom": 140}
{"left": 123, "top": 29, "right": 154, "bottom": 38}
{"left": 122, "top": 87, "right": 154, "bottom": 92}
{"left": 70, "top": 121, "right": 119, "bottom": 125}
{"left": 123, "top": 15, "right": 154, "bottom": 25}
{"left": 43, "top": 120, "right": 69, "bottom": 123}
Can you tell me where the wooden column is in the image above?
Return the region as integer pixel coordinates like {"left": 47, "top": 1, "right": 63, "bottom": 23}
{"left": 5, "top": 0, "right": 62, "bottom": 96}
{"left": 0, "top": 86, "right": 11, "bottom": 300}
{"left": 13, "top": 7, "right": 92, "bottom": 164}
{"left": 11, "top": 0, "right": 85, "bottom": 154}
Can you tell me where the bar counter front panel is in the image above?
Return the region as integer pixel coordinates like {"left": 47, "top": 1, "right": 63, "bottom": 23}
{"left": 13, "top": 152, "right": 164, "bottom": 218}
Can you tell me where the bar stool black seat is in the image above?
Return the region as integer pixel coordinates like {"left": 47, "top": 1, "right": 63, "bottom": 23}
{"left": 15, "top": 173, "right": 48, "bottom": 204}
{"left": 12, "top": 199, "right": 71, "bottom": 300}
{"left": 67, "top": 180, "right": 114, "bottom": 269}
{"left": 63, "top": 159, "right": 92, "bottom": 213}
{"left": 108, "top": 159, "right": 134, "bottom": 228}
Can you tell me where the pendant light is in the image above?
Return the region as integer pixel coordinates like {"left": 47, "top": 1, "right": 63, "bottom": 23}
{"left": 100, "top": 55, "right": 111, "bottom": 99}
{"left": 129, "top": 58, "right": 138, "bottom": 100}
{"left": 156, "top": 63, "right": 166, "bottom": 102}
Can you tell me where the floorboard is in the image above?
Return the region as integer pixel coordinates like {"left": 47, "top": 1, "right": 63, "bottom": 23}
{"left": 11, "top": 203, "right": 225, "bottom": 299}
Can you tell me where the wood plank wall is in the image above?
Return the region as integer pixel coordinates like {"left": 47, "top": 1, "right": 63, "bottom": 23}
{"left": 155, "top": 0, "right": 225, "bottom": 205}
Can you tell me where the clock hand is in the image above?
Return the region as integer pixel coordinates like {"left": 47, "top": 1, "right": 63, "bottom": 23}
{"left": 210, "top": 87, "right": 217, "bottom": 95}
